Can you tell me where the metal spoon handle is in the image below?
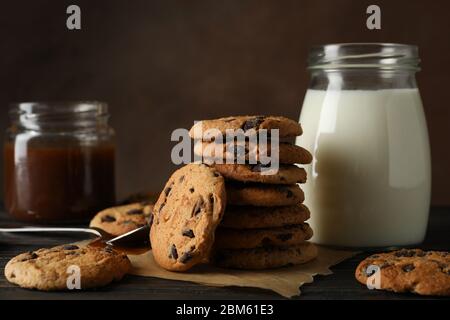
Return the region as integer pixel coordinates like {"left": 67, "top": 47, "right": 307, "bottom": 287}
{"left": 0, "top": 227, "right": 102, "bottom": 237}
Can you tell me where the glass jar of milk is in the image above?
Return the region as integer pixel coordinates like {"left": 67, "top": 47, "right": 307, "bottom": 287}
{"left": 297, "top": 43, "right": 431, "bottom": 249}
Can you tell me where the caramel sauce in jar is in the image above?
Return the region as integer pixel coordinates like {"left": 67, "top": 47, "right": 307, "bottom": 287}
{"left": 3, "top": 102, "right": 116, "bottom": 224}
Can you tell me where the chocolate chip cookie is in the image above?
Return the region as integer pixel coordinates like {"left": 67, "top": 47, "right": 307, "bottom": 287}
{"left": 150, "top": 163, "right": 226, "bottom": 271}
{"left": 194, "top": 141, "right": 313, "bottom": 165}
{"left": 213, "top": 242, "right": 318, "bottom": 270}
{"left": 189, "top": 116, "right": 302, "bottom": 141}
{"left": 355, "top": 249, "right": 450, "bottom": 296}
{"left": 90, "top": 202, "right": 154, "bottom": 236}
{"left": 226, "top": 182, "right": 304, "bottom": 206}
{"left": 213, "top": 164, "right": 307, "bottom": 184}
{"left": 4, "top": 244, "right": 131, "bottom": 291}
{"left": 215, "top": 223, "right": 313, "bottom": 249}
{"left": 221, "top": 204, "right": 310, "bottom": 229}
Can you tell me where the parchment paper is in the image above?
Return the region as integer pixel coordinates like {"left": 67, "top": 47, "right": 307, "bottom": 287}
{"left": 128, "top": 246, "right": 357, "bottom": 298}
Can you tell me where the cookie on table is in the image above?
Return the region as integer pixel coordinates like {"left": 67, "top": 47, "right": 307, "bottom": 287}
{"left": 221, "top": 204, "right": 310, "bottom": 229}
{"left": 226, "top": 182, "right": 304, "bottom": 206}
{"left": 213, "top": 242, "right": 318, "bottom": 270}
{"left": 4, "top": 244, "right": 131, "bottom": 291}
{"left": 215, "top": 223, "right": 313, "bottom": 249}
{"left": 90, "top": 202, "right": 154, "bottom": 236}
{"left": 150, "top": 163, "right": 226, "bottom": 272}
{"left": 189, "top": 115, "right": 302, "bottom": 141}
{"left": 355, "top": 249, "right": 450, "bottom": 296}
{"left": 213, "top": 164, "right": 307, "bottom": 184}
{"left": 195, "top": 141, "right": 313, "bottom": 165}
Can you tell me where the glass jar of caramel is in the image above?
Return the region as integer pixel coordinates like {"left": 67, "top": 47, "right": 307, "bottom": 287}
{"left": 4, "top": 102, "right": 116, "bottom": 224}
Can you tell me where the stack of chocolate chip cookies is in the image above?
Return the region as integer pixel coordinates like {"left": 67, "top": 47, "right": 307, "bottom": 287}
{"left": 189, "top": 115, "right": 317, "bottom": 269}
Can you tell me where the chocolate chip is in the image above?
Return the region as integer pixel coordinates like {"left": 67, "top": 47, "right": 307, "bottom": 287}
{"left": 101, "top": 215, "right": 116, "bottom": 222}
{"left": 20, "top": 252, "right": 38, "bottom": 262}
{"left": 213, "top": 172, "right": 220, "bottom": 177}
{"left": 192, "top": 198, "right": 204, "bottom": 217}
{"left": 104, "top": 246, "right": 114, "bottom": 253}
{"left": 379, "top": 262, "right": 391, "bottom": 269}
{"left": 63, "top": 245, "right": 79, "bottom": 250}
{"left": 277, "top": 233, "right": 293, "bottom": 241}
{"left": 209, "top": 194, "right": 214, "bottom": 205}
{"left": 430, "top": 260, "right": 448, "bottom": 272}
{"left": 127, "top": 208, "right": 144, "bottom": 215}
{"left": 169, "top": 244, "right": 178, "bottom": 260}
{"left": 182, "top": 229, "right": 195, "bottom": 238}
{"left": 164, "top": 186, "right": 172, "bottom": 197}
{"left": 394, "top": 250, "right": 416, "bottom": 257}
{"left": 179, "top": 252, "right": 194, "bottom": 264}
{"left": 179, "top": 175, "right": 185, "bottom": 183}
{"left": 402, "top": 264, "right": 415, "bottom": 272}
{"left": 286, "top": 190, "right": 293, "bottom": 198}
{"left": 242, "top": 116, "right": 265, "bottom": 132}
{"left": 158, "top": 202, "right": 166, "bottom": 212}
{"left": 416, "top": 251, "right": 426, "bottom": 257}
{"left": 189, "top": 188, "right": 195, "bottom": 193}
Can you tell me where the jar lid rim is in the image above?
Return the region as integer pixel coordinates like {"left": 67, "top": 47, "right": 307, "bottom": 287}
{"left": 9, "top": 101, "right": 109, "bottom": 116}
{"left": 308, "top": 43, "right": 420, "bottom": 70}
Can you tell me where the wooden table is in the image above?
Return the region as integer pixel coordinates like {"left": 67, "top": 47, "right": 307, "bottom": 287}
{"left": 0, "top": 207, "right": 449, "bottom": 300}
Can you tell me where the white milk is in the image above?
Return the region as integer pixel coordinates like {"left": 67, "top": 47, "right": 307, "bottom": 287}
{"left": 297, "top": 89, "right": 431, "bottom": 248}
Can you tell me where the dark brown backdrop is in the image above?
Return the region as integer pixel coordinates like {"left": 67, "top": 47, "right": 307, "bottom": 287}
{"left": 1, "top": 0, "right": 449, "bottom": 204}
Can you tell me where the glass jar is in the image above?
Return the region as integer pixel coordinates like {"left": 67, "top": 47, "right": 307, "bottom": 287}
{"left": 4, "top": 102, "right": 116, "bottom": 224}
{"left": 296, "top": 43, "right": 431, "bottom": 249}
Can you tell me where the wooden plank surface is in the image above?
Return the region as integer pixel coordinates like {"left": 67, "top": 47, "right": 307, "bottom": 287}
{"left": 0, "top": 207, "right": 449, "bottom": 300}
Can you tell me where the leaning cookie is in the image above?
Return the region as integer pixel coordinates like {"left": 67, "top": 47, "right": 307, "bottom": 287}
{"left": 4, "top": 244, "right": 131, "bottom": 291}
{"left": 189, "top": 115, "right": 302, "bottom": 141}
{"left": 150, "top": 163, "right": 226, "bottom": 272}
{"left": 215, "top": 224, "right": 313, "bottom": 249}
{"left": 213, "top": 242, "right": 318, "bottom": 270}
{"left": 213, "top": 164, "right": 307, "bottom": 184}
{"left": 355, "top": 249, "right": 450, "bottom": 296}
{"left": 90, "top": 202, "right": 154, "bottom": 236}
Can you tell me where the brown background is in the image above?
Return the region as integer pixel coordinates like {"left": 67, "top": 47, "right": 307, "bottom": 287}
{"left": 0, "top": 0, "right": 449, "bottom": 204}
